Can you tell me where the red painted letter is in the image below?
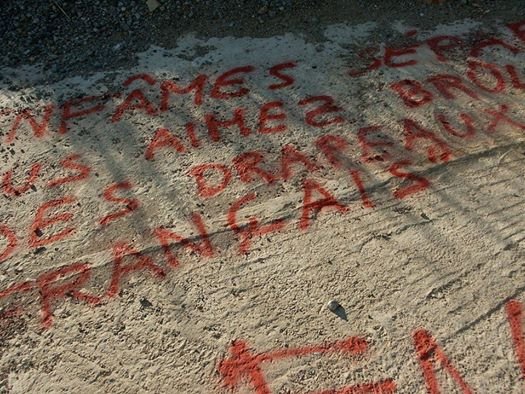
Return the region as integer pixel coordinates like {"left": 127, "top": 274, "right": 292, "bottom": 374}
{"left": 466, "top": 60, "right": 506, "bottom": 93}
{"left": 154, "top": 212, "right": 214, "bottom": 267}
{"left": 99, "top": 181, "right": 140, "bottom": 226}
{"left": 211, "top": 66, "right": 255, "bottom": 99}
{"left": 189, "top": 163, "right": 232, "bottom": 198}
{"left": 484, "top": 104, "right": 525, "bottom": 133}
{"left": 233, "top": 151, "right": 276, "bottom": 184}
{"left": 389, "top": 160, "right": 430, "bottom": 199}
{"left": 29, "top": 196, "right": 77, "bottom": 248}
{"left": 205, "top": 108, "right": 251, "bottom": 142}
{"left": 59, "top": 96, "right": 106, "bottom": 134}
{"left": 402, "top": 118, "right": 451, "bottom": 163}
{"left": 2, "top": 163, "right": 42, "bottom": 197}
{"left": 470, "top": 37, "right": 520, "bottom": 58}
{"left": 348, "top": 47, "right": 382, "bottom": 77}
{"left": 0, "top": 224, "right": 17, "bottom": 263}
{"left": 299, "top": 179, "right": 347, "bottom": 231}
{"left": 427, "top": 75, "right": 478, "bottom": 100}
{"left": 280, "top": 144, "right": 318, "bottom": 180}
{"left": 390, "top": 80, "right": 433, "bottom": 108}
{"left": 106, "top": 241, "right": 165, "bottom": 297}
{"left": 111, "top": 90, "right": 157, "bottom": 122}
{"left": 145, "top": 127, "right": 186, "bottom": 160}
{"left": 316, "top": 134, "right": 350, "bottom": 170}
{"left": 258, "top": 101, "right": 287, "bottom": 134}
{"left": 384, "top": 45, "right": 419, "bottom": 68}
{"left": 227, "top": 193, "right": 287, "bottom": 254}
{"left": 47, "top": 154, "right": 91, "bottom": 188}
{"left": 37, "top": 262, "right": 100, "bottom": 328}
{"left": 299, "top": 95, "right": 344, "bottom": 127}
{"left": 506, "top": 299, "right": 525, "bottom": 381}
{"left": 357, "top": 125, "right": 395, "bottom": 162}
{"left": 6, "top": 104, "right": 54, "bottom": 143}
{"left": 426, "top": 35, "right": 463, "bottom": 62}
{"left": 268, "top": 61, "right": 297, "bottom": 90}
{"left": 413, "top": 329, "right": 474, "bottom": 394}
{"left": 316, "top": 134, "right": 374, "bottom": 208}
{"left": 506, "top": 64, "right": 525, "bottom": 90}
{"left": 160, "top": 74, "right": 207, "bottom": 109}
{"left": 435, "top": 112, "right": 476, "bottom": 139}
{"left": 508, "top": 20, "right": 525, "bottom": 43}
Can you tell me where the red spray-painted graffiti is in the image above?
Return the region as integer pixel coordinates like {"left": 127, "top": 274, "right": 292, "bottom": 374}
{"left": 218, "top": 337, "right": 395, "bottom": 394}
{"left": 0, "top": 18, "right": 523, "bottom": 393}
{"left": 0, "top": 19, "right": 522, "bottom": 360}
{"left": 217, "top": 298, "right": 525, "bottom": 393}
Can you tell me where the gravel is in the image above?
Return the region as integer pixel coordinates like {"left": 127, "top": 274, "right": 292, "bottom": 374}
{"left": 0, "top": 1, "right": 522, "bottom": 82}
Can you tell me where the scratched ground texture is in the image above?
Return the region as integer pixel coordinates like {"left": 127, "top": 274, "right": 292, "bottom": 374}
{"left": 1, "top": 14, "right": 525, "bottom": 394}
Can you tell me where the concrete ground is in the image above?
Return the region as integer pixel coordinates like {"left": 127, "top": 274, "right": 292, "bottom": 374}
{"left": 0, "top": 2, "right": 524, "bottom": 393}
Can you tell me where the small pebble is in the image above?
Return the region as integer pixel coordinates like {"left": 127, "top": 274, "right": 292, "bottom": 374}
{"left": 326, "top": 300, "right": 340, "bottom": 312}
{"left": 140, "top": 297, "right": 153, "bottom": 308}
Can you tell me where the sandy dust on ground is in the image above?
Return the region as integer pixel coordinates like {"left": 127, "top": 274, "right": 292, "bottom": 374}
{"left": 0, "top": 14, "right": 525, "bottom": 394}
